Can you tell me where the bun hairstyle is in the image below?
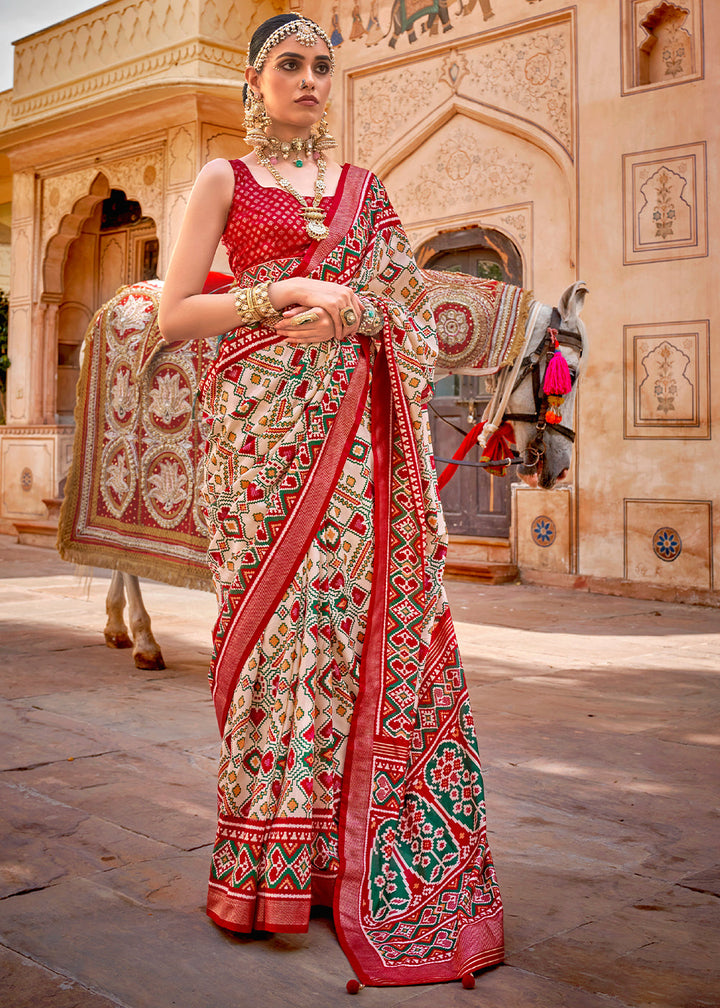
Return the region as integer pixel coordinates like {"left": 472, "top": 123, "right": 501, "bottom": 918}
{"left": 242, "top": 13, "right": 331, "bottom": 105}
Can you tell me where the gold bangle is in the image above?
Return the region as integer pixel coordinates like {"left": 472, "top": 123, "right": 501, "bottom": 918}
{"left": 251, "top": 280, "right": 282, "bottom": 323}
{"left": 233, "top": 286, "right": 262, "bottom": 326}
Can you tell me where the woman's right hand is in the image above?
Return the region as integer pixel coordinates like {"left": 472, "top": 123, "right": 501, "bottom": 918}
{"left": 269, "top": 278, "right": 363, "bottom": 339}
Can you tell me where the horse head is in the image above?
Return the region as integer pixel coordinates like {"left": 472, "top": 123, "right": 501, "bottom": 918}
{"left": 505, "top": 281, "right": 588, "bottom": 489}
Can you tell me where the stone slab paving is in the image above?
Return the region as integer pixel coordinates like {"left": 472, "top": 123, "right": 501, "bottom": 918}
{"left": 1, "top": 535, "right": 718, "bottom": 1007}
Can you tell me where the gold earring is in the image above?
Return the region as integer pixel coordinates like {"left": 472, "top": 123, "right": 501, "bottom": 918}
{"left": 244, "top": 91, "right": 271, "bottom": 148}
{"left": 313, "top": 110, "right": 337, "bottom": 152}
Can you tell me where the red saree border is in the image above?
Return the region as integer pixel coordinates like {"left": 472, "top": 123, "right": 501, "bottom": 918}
{"left": 334, "top": 342, "right": 394, "bottom": 972}
{"left": 212, "top": 338, "right": 371, "bottom": 732}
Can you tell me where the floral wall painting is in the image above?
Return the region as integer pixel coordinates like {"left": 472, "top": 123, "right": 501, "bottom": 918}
{"left": 623, "top": 143, "right": 708, "bottom": 264}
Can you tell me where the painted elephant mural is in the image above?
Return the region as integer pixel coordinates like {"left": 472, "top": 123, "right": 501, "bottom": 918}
{"left": 387, "top": 0, "right": 494, "bottom": 49}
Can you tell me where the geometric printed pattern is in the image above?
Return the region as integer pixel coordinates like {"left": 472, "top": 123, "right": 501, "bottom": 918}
{"left": 203, "top": 165, "right": 504, "bottom": 985}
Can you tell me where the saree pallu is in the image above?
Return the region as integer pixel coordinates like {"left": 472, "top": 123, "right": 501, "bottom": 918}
{"left": 200, "top": 165, "right": 503, "bottom": 986}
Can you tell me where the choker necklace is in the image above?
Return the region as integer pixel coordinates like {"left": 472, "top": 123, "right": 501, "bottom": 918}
{"left": 264, "top": 136, "right": 316, "bottom": 168}
{"left": 255, "top": 149, "right": 330, "bottom": 241}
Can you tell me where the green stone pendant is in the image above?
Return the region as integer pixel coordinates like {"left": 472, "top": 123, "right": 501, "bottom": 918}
{"left": 295, "top": 158, "right": 303, "bottom": 167}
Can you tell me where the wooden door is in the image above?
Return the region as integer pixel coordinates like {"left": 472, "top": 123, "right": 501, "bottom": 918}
{"left": 422, "top": 231, "right": 523, "bottom": 537}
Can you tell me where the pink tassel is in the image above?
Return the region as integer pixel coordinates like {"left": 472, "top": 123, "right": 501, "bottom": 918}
{"left": 543, "top": 330, "right": 571, "bottom": 397}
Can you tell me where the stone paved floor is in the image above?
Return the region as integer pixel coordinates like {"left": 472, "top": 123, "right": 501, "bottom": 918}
{"left": 0, "top": 534, "right": 718, "bottom": 1008}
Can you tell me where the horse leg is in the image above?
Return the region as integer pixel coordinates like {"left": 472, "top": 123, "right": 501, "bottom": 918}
{"left": 104, "top": 570, "right": 133, "bottom": 649}
{"left": 123, "top": 573, "right": 166, "bottom": 671}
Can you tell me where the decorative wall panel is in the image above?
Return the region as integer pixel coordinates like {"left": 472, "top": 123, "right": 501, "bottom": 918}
{"left": 202, "top": 125, "right": 246, "bottom": 162}
{"left": 623, "top": 142, "right": 707, "bottom": 263}
{"left": 0, "top": 440, "right": 53, "bottom": 518}
{"left": 621, "top": 0, "right": 703, "bottom": 93}
{"left": 624, "top": 499, "right": 712, "bottom": 589}
{"left": 168, "top": 126, "right": 196, "bottom": 187}
{"left": 348, "top": 10, "right": 575, "bottom": 169}
{"left": 624, "top": 320, "right": 710, "bottom": 438}
{"left": 514, "top": 485, "right": 572, "bottom": 573}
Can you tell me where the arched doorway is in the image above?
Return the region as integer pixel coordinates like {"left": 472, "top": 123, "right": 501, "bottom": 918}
{"left": 418, "top": 226, "right": 524, "bottom": 537}
{"left": 45, "top": 175, "right": 158, "bottom": 422}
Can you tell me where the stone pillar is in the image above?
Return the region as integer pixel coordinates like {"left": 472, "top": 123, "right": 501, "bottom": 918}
{"left": 42, "top": 300, "right": 59, "bottom": 424}
{"left": 6, "top": 170, "right": 36, "bottom": 426}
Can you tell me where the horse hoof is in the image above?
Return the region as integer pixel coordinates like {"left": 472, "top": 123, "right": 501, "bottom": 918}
{"left": 133, "top": 651, "right": 166, "bottom": 671}
{"left": 104, "top": 631, "right": 133, "bottom": 649}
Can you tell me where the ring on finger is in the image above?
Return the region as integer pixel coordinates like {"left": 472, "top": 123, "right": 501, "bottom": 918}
{"left": 292, "top": 310, "right": 320, "bottom": 327}
{"left": 340, "top": 307, "right": 357, "bottom": 328}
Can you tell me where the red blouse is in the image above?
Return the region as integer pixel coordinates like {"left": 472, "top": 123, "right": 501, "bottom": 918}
{"left": 222, "top": 159, "right": 337, "bottom": 278}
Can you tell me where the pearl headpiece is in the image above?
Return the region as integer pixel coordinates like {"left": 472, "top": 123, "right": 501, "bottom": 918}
{"left": 251, "top": 19, "right": 335, "bottom": 74}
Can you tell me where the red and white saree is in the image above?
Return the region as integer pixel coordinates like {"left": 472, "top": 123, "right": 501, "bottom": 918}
{"left": 200, "top": 160, "right": 504, "bottom": 986}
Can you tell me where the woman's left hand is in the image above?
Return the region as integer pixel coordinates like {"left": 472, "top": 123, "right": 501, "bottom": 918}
{"left": 274, "top": 306, "right": 339, "bottom": 345}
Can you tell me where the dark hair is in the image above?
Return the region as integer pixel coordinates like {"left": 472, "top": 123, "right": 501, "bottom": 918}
{"left": 248, "top": 14, "right": 304, "bottom": 66}
{"left": 243, "top": 13, "right": 323, "bottom": 104}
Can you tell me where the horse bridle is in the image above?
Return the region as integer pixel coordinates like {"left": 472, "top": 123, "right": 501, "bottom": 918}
{"left": 433, "top": 308, "right": 583, "bottom": 471}
{"left": 503, "top": 308, "right": 583, "bottom": 472}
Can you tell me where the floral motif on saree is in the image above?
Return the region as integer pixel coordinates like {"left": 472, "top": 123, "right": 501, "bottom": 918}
{"left": 201, "top": 161, "right": 504, "bottom": 985}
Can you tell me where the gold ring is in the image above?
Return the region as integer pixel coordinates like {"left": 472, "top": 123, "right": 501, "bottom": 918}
{"left": 292, "top": 310, "right": 320, "bottom": 326}
{"left": 341, "top": 307, "right": 357, "bottom": 327}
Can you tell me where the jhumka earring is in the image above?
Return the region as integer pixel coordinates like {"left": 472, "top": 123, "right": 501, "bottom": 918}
{"left": 243, "top": 91, "right": 272, "bottom": 149}
{"left": 312, "top": 111, "right": 337, "bottom": 154}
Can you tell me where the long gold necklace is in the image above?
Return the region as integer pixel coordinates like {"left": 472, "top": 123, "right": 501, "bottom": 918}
{"left": 255, "top": 149, "right": 330, "bottom": 241}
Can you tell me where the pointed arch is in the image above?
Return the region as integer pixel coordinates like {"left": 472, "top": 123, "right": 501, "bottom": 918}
{"left": 370, "top": 95, "right": 574, "bottom": 199}
{"left": 43, "top": 172, "right": 111, "bottom": 297}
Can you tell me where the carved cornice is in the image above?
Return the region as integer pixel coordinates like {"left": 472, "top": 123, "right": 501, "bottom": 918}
{"left": 10, "top": 42, "right": 245, "bottom": 126}
{"left": 0, "top": 425, "right": 73, "bottom": 436}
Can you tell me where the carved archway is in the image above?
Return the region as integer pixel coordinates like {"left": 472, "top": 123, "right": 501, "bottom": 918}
{"left": 416, "top": 225, "right": 524, "bottom": 286}
{"left": 372, "top": 96, "right": 574, "bottom": 205}
{"left": 41, "top": 172, "right": 158, "bottom": 422}
{"left": 374, "top": 102, "right": 576, "bottom": 267}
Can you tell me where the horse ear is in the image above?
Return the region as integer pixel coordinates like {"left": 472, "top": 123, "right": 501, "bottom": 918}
{"left": 558, "top": 281, "right": 588, "bottom": 328}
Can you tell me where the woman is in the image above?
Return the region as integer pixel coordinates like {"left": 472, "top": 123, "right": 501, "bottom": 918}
{"left": 159, "top": 13, "right": 503, "bottom": 989}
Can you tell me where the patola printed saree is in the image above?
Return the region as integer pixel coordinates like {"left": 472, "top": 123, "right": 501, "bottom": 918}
{"left": 200, "top": 161, "right": 503, "bottom": 986}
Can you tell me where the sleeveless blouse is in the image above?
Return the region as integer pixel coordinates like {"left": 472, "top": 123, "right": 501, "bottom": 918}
{"left": 221, "top": 159, "right": 337, "bottom": 278}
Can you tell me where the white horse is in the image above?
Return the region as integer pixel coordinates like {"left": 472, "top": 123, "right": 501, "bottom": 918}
{"left": 63, "top": 279, "right": 588, "bottom": 669}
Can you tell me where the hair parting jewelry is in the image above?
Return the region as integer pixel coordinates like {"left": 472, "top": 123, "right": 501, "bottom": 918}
{"left": 252, "top": 19, "right": 335, "bottom": 74}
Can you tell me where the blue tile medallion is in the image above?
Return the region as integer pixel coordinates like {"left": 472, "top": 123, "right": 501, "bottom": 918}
{"left": 531, "top": 515, "right": 556, "bottom": 548}
{"left": 653, "top": 526, "right": 682, "bottom": 562}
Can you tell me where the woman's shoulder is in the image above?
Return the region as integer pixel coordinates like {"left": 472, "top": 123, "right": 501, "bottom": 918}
{"left": 197, "top": 157, "right": 237, "bottom": 183}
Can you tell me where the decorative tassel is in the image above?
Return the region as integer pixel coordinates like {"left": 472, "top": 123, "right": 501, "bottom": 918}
{"left": 543, "top": 328, "right": 572, "bottom": 424}
{"left": 437, "top": 420, "right": 516, "bottom": 490}
{"left": 346, "top": 978, "right": 363, "bottom": 994}
{"left": 480, "top": 421, "right": 516, "bottom": 476}
{"left": 461, "top": 972, "right": 476, "bottom": 989}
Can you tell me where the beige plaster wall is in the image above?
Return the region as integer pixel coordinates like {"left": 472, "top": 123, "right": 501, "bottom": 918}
{"left": 0, "top": 0, "right": 715, "bottom": 600}
{"left": 575, "top": 0, "right": 717, "bottom": 597}
{"left": 326, "top": 0, "right": 716, "bottom": 599}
